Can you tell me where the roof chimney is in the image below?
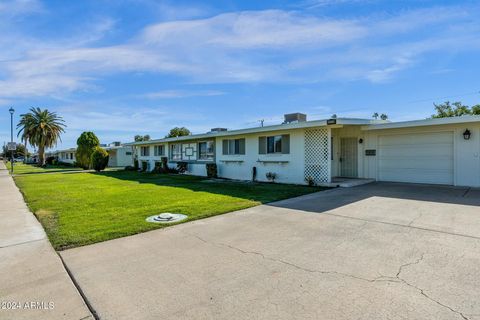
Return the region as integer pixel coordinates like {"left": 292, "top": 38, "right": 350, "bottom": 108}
{"left": 283, "top": 113, "right": 307, "bottom": 124}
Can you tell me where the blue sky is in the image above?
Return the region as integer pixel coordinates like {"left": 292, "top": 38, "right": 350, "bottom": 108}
{"left": 0, "top": 0, "right": 479, "bottom": 150}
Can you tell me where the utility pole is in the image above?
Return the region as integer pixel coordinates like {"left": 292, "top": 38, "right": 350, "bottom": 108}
{"left": 9, "top": 107, "right": 15, "bottom": 174}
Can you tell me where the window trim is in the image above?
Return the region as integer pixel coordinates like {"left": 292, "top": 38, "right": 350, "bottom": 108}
{"left": 223, "top": 138, "right": 245, "bottom": 155}
{"left": 266, "top": 135, "right": 283, "bottom": 154}
{"left": 198, "top": 141, "right": 215, "bottom": 161}
{"left": 154, "top": 145, "right": 165, "bottom": 157}
{"left": 140, "top": 146, "right": 150, "bottom": 157}
{"left": 170, "top": 144, "right": 182, "bottom": 161}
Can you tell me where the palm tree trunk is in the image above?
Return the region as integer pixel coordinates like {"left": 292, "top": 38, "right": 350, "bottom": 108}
{"left": 24, "top": 138, "right": 28, "bottom": 164}
{"left": 38, "top": 144, "right": 45, "bottom": 166}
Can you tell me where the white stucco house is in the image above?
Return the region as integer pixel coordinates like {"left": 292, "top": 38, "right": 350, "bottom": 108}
{"left": 105, "top": 142, "right": 134, "bottom": 167}
{"left": 127, "top": 113, "right": 480, "bottom": 187}
{"left": 49, "top": 143, "right": 133, "bottom": 167}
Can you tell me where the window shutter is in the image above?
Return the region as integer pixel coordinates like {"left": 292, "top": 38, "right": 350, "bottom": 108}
{"left": 222, "top": 140, "right": 228, "bottom": 155}
{"left": 239, "top": 138, "right": 246, "bottom": 155}
{"left": 258, "top": 137, "right": 266, "bottom": 154}
{"left": 281, "top": 135, "right": 290, "bottom": 154}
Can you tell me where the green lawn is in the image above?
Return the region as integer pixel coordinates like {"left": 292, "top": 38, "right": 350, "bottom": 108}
{"left": 14, "top": 165, "right": 325, "bottom": 250}
{"left": 12, "top": 163, "right": 82, "bottom": 175}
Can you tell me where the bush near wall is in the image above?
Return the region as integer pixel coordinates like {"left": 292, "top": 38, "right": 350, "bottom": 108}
{"left": 206, "top": 163, "right": 218, "bottom": 178}
{"left": 91, "top": 147, "right": 109, "bottom": 172}
{"left": 177, "top": 162, "right": 188, "bottom": 173}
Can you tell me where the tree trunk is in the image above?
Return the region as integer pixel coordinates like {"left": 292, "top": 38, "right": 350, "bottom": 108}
{"left": 24, "top": 138, "right": 28, "bottom": 164}
{"left": 38, "top": 145, "right": 45, "bottom": 166}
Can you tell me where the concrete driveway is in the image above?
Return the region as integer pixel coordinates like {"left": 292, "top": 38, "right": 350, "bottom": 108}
{"left": 61, "top": 182, "right": 480, "bottom": 320}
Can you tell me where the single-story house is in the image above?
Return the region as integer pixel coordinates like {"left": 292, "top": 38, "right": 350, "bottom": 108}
{"left": 105, "top": 143, "right": 134, "bottom": 167}
{"left": 55, "top": 148, "right": 77, "bottom": 164}
{"left": 48, "top": 143, "right": 133, "bottom": 167}
{"left": 126, "top": 113, "right": 480, "bottom": 187}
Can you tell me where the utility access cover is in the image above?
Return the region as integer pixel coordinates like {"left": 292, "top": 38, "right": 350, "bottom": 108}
{"left": 146, "top": 213, "right": 187, "bottom": 224}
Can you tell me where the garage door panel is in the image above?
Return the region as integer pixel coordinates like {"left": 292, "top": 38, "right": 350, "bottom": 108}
{"left": 379, "top": 169, "right": 453, "bottom": 185}
{"left": 378, "top": 132, "right": 454, "bottom": 185}
{"left": 379, "top": 145, "right": 452, "bottom": 157}
{"left": 379, "top": 132, "right": 453, "bottom": 146}
{"left": 379, "top": 158, "right": 453, "bottom": 170}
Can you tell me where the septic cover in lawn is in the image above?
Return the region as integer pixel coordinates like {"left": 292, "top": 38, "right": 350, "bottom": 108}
{"left": 146, "top": 213, "right": 187, "bottom": 224}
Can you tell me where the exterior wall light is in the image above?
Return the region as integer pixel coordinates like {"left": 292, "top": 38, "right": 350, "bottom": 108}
{"left": 463, "top": 129, "right": 471, "bottom": 140}
{"left": 359, "top": 138, "right": 364, "bottom": 144}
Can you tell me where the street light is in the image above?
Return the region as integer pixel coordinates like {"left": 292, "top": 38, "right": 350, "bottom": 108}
{"left": 9, "top": 107, "right": 14, "bottom": 174}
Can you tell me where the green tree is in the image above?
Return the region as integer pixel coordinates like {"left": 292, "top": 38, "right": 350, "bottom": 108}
{"left": 76, "top": 132, "right": 100, "bottom": 169}
{"left": 472, "top": 104, "right": 480, "bottom": 115}
{"left": 432, "top": 101, "right": 472, "bottom": 118}
{"left": 2, "top": 143, "right": 27, "bottom": 159}
{"left": 380, "top": 114, "right": 388, "bottom": 120}
{"left": 372, "top": 112, "right": 379, "bottom": 119}
{"left": 134, "top": 135, "right": 151, "bottom": 142}
{"left": 165, "top": 127, "right": 191, "bottom": 138}
{"left": 91, "top": 147, "right": 109, "bottom": 172}
{"left": 17, "top": 107, "right": 65, "bottom": 166}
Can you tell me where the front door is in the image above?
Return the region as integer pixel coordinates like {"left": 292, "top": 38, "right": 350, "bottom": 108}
{"left": 340, "top": 137, "right": 358, "bottom": 178}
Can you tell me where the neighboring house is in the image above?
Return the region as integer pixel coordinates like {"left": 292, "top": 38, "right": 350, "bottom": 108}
{"left": 48, "top": 143, "right": 133, "bottom": 167}
{"left": 105, "top": 142, "right": 134, "bottom": 167}
{"left": 55, "top": 148, "right": 77, "bottom": 164}
{"left": 126, "top": 113, "right": 480, "bottom": 187}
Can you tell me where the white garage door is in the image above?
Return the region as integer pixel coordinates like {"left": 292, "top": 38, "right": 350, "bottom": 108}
{"left": 378, "top": 132, "right": 454, "bottom": 185}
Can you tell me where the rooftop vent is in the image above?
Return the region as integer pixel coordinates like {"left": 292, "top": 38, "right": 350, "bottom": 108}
{"left": 210, "top": 127, "right": 228, "bottom": 133}
{"left": 283, "top": 113, "right": 307, "bottom": 124}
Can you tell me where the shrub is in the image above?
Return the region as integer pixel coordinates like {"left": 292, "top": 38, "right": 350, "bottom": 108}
{"left": 206, "top": 163, "right": 217, "bottom": 178}
{"left": 152, "top": 161, "right": 168, "bottom": 174}
{"left": 177, "top": 161, "right": 188, "bottom": 173}
{"left": 134, "top": 159, "right": 139, "bottom": 171}
{"left": 76, "top": 132, "right": 100, "bottom": 169}
{"left": 124, "top": 165, "right": 136, "bottom": 171}
{"left": 161, "top": 157, "right": 168, "bottom": 170}
{"left": 305, "top": 176, "right": 315, "bottom": 186}
{"left": 91, "top": 147, "right": 109, "bottom": 172}
{"left": 45, "top": 156, "right": 55, "bottom": 165}
{"left": 266, "top": 172, "right": 277, "bottom": 183}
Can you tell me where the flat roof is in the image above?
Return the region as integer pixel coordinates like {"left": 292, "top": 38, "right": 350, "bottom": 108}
{"left": 361, "top": 115, "right": 480, "bottom": 131}
{"left": 126, "top": 118, "right": 384, "bottom": 146}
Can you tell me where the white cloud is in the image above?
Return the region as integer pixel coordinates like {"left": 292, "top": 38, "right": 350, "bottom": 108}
{"left": 141, "top": 10, "right": 366, "bottom": 49}
{"left": 0, "top": 0, "right": 44, "bottom": 16}
{"left": 0, "top": 5, "right": 479, "bottom": 99}
{"left": 142, "top": 90, "right": 226, "bottom": 99}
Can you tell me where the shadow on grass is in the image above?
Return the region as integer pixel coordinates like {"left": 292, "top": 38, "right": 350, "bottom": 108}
{"left": 95, "top": 170, "right": 326, "bottom": 204}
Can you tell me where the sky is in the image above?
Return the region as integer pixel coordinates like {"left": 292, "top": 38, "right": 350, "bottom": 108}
{"left": 0, "top": 0, "right": 479, "bottom": 150}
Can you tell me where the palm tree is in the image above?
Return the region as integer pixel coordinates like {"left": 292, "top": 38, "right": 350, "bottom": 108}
{"left": 17, "top": 108, "right": 66, "bottom": 166}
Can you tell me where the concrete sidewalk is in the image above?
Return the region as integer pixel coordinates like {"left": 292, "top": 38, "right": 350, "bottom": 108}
{"left": 0, "top": 161, "right": 93, "bottom": 320}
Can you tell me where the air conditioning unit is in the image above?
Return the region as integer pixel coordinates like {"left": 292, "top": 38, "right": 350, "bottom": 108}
{"left": 283, "top": 113, "right": 307, "bottom": 124}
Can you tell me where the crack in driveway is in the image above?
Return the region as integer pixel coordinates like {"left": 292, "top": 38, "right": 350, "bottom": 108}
{"left": 182, "top": 231, "right": 470, "bottom": 320}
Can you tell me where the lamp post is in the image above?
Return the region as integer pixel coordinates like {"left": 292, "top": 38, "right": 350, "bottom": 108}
{"left": 9, "top": 107, "right": 14, "bottom": 174}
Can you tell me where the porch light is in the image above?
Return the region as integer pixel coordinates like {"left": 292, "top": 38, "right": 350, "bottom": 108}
{"left": 359, "top": 138, "right": 364, "bottom": 144}
{"left": 463, "top": 129, "right": 471, "bottom": 140}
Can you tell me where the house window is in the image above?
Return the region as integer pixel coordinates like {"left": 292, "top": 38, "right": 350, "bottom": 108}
{"left": 154, "top": 145, "right": 164, "bottom": 156}
{"left": 198, "top": 141, "right": 214, "bottom": 161}
{"left": 140, "top": 146, "right": 150, "bottom": 156}
{"left": 70, "top": 153, "right": 74, "bottom": 160}
{"left": 267, "top": 135, "right": 282, "bottom": 153}
{"left": 170, "top": 144, "right": 182, "bottom": 161}
{"left": 126, "top": 151, "right": 132, "bottom": 156}
{"left": 222, "top": 138, "right": 245, "bottom": 155}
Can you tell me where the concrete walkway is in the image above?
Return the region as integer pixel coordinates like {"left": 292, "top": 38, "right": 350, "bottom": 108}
{"left": 61, "top": 182, "right": 480, "bottom": 320}
{"left": 0, "top": 162, "right": 93, "bottom": 320}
